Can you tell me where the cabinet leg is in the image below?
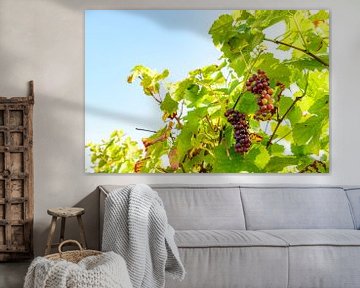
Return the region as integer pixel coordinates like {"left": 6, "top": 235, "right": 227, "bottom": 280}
{"left": 45, "top": 216, "right": 57, "bottom": 255}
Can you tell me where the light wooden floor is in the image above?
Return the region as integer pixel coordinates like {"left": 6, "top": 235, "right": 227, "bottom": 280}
{"left": 0, "top": 261, "right": 30, "bottom": 288}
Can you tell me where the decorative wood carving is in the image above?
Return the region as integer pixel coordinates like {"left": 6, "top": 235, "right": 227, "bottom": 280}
{"left": 0, "top": 81, "right": 34, "bottom": 261}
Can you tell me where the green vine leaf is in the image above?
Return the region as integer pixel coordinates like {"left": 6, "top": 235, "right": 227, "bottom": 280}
{"left": 255, "top": 146, "right": 270, "bottom": 169}
{"left": 292, "top": 116, "right": 323, "bottom": 146}
{"left": 160, "top": 93, "right": 178, "bottom": 119}
{"left": 237, "top": 92, "right": 258, "bottom": 114}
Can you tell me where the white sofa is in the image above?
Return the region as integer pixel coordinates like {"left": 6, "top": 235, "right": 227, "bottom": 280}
{"left": 99, "top": 185, "right": 360, "bottom": 288}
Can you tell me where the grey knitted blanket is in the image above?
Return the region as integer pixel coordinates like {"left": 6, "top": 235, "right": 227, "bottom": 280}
{"left": 23, "top": 252, "right": 132, "bottom": 288}
{"left": 102, "top": 184, "right": 185, "bottom": 288}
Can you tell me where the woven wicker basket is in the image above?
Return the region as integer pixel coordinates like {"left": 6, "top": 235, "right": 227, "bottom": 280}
{"left": 45, "top": 240, "right": 102, "bottom": 263}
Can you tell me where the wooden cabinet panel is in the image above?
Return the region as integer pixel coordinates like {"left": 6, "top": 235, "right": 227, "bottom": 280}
{"left": 0, "top": 82, "right": 34, "bottom": 261}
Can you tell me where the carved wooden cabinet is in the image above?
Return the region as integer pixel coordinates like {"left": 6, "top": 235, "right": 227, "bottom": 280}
{"left": 0, "top": 82, "right": 34, "bottom": 261}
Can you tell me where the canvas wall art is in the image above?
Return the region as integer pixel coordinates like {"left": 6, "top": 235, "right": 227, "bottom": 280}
{"left": 85, "top": 10, "right": 329, "bottom": 173}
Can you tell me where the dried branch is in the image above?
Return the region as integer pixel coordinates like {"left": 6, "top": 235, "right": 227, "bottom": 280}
{"left": 266, "top": 74, "right": 309, "bottom": 148}
{"left": 264, "top": 38, "right": 329, "bottom": 67}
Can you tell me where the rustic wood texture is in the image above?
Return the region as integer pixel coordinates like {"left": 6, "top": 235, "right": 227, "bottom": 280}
{"left": 0, "top": 81, "right": 34, "bottom": 261}
{"left": 44, "top": 208, "right": 87, "bottom": 255}
{"left": 77, "top": 214, "right": 87, "bottom": 249}
{"left": 47, "top": 207, "right": 84, "bottom": 218}
{"left": 45, "top": 216, "right": 57, "bottom": 256}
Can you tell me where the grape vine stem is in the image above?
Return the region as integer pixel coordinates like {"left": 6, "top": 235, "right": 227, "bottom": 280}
{"left": 136, "top": 128, "right": 157, "bottom": 133}
{"left": 266, "top": 74, "right": 309, "bottom": 148}
{"left": 274, "top": 130, "right": 292, "bottom": 144}
{"left": 263, "top": 38, "right": 329, "bottom": 67}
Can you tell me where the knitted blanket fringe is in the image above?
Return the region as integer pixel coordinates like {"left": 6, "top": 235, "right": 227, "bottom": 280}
{"left": 102, "top": 184, "right": 185, "bottom": 288}
{"left": 23, "top": 251, "right": 133, "bottom": 288}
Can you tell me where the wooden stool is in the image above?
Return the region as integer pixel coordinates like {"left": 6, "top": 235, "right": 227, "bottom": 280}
{"left": 45, "top": 207, "right": 87, "bottom": 255}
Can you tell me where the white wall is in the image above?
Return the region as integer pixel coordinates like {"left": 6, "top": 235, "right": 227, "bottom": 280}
{"left": 0, "top": 0, "right": 359, "bottom": 256}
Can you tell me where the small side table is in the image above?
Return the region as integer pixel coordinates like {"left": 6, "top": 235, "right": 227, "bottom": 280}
{"left": 45, "top": 207, "right": 88, "bottom": 255}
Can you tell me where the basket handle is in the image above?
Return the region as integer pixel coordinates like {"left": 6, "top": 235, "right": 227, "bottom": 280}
{"left": 58, "top": 240, "right": 83, "bottom": 255}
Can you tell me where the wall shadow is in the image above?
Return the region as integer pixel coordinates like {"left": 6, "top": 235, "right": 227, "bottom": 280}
{"left": 36, "top": 188, "right": 100, "bottom": 256}
{"left": 51, "top": 1, "right": 228, "bottom": 38}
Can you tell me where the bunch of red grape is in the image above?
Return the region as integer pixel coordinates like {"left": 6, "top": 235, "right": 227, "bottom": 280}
{"left": 224, "top": 109, "right": 251, "bottom": 154}
{"left": 246, "top": 70, "right": 275, "bottom": 120}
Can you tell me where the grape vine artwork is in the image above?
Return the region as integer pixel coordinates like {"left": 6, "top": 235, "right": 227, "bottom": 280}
{"left": 85, "top": 10, "right": 329, "bottom": 173}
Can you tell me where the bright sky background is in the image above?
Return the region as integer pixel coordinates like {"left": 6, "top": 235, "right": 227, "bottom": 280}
{"left": 85, "top": 10, "right": 230, "bottom": 169}
{"left": 85, "top": 10, "right": 286, "bottom": 171}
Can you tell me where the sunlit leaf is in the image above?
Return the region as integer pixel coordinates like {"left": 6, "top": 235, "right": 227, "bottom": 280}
{"left": 160, "top": 93, "right": 178, "bottom": 119}
{"left": 236, "top": 92, "right": 258, "bottom": 114}
{"left": 255, "top": 145, "right": 270, "bottom": 169}
{"left": 292, "top": 116, "right": 323, "bottom": 145}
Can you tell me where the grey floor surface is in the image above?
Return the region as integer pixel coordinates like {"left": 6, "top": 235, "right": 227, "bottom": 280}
{"left": 0, "top": 261, "right": 30, "bottom": 288}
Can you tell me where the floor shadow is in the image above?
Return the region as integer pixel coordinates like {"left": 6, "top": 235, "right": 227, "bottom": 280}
{"left": 0, "top": 260, "right": 31, "bottom": 288}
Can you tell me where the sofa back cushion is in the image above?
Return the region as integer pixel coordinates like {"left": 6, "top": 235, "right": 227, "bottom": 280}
{"left": 240, "top": 187, "right": 355, "bottom": 230}
{"left": 153, "top": 185, "right": 246, "bottom": 230}
{"left": 345, "top": 188, "right": 360, "bottom": 229}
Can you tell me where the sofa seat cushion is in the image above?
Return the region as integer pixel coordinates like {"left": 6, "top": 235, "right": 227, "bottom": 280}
{"left": 175, "top": 230, "right": 288, "bottom": 248}
{"left": 165, "top": 246, "right": 289, "bottom": 288}
{"left": 262, "top": 229, "right": 360, "bottom": 246}
{"left": 259, "top": 230, "right": 360, "bottom": 288}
